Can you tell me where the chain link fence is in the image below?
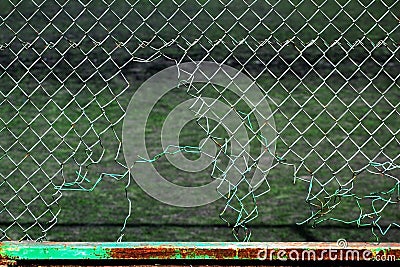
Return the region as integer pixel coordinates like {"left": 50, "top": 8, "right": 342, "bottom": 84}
{"left": 0, "top": 0, "right": 399, "bottom": 241}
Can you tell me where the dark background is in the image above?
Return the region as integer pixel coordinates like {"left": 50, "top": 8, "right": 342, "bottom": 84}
{"left": 0, "top": 0, "right": 399, "bottom": 242}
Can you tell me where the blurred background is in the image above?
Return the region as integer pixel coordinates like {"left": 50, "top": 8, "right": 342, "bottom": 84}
{"left": 0, "top": 0, "right": 399, "bottom": 242}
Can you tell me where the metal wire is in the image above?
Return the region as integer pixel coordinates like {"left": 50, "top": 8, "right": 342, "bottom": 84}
{"left": 0, "top": 0, "right": 398, "bottom": 241}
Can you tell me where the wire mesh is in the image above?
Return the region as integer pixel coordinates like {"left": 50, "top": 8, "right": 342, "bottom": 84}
{"left": 0, "top": 0, "right": 399, "bottom": 241}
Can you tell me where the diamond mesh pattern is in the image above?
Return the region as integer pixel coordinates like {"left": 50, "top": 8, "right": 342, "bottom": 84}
{"left": 0, "top": 0, "right": 398, "bottom": 241}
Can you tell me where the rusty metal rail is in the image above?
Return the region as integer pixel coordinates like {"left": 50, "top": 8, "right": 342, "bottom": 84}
{"left": 1, "top": 242, "right": 400, "bottom": 265}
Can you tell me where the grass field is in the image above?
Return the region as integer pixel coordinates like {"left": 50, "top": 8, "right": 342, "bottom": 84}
{"left": 0, "top": 0, "right": 399, "bottom": 242}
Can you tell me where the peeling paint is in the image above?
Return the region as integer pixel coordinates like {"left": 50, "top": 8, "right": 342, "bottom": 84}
{"left": 0, "top": 242, "right": 399, "bottom": 263}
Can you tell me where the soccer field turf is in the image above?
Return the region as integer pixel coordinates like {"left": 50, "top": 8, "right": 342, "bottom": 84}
{"left": 0, "top": 0, "right": 399, "bottom": 242}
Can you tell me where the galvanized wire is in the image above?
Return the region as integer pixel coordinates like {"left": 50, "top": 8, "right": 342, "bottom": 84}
{"left": 0, "top": 0, "right": 399, "bottom": 241}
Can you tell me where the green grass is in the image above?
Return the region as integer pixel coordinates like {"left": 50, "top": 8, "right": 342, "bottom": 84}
{"left": 0, "top": 0, "right": 399, "bottom": 242}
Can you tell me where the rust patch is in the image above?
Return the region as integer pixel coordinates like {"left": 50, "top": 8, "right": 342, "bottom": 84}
{"left": 110, "top": 247, "right": 178, "bottom": 260}
{"left": 109, "top": 246, "right": 240, "bottom": 260}
{"left": 109, "top": 246, "right": 281, "bottom": 260}
{"left": 108, "top": 244, "right": 400, "bottom": 261}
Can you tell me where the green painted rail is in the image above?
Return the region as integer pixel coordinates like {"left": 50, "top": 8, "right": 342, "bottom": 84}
{"left": 1, "top": 242, "right": 400, "bottom": 264}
